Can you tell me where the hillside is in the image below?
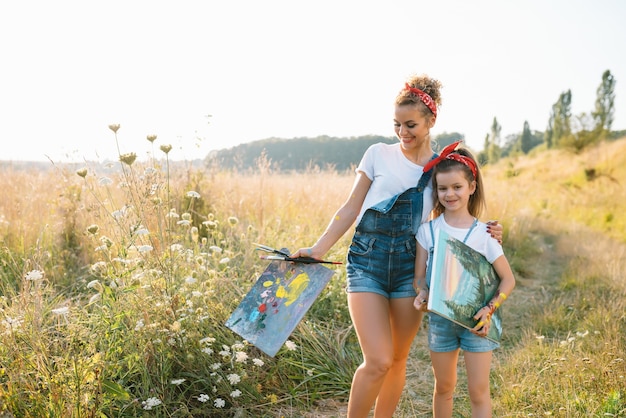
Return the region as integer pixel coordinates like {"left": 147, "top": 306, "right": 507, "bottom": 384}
{"left": 482, "top": 136, "right": 626, "bottom": 244}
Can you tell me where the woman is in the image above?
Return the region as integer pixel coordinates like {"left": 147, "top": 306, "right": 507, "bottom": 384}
{"left": 291, "top": 73, "right": 501, "bottom": 417}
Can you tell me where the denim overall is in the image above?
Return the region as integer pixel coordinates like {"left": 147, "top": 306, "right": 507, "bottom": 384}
{"left": 346, "top": 169, "right": 433, "bottom": 298}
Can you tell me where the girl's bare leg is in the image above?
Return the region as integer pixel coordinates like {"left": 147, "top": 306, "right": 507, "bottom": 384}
{"left": 430, "top": 349, "right": 460, "bottom": 418}
{"left": 464, "top": 351, "right": 493, "bottom": 418}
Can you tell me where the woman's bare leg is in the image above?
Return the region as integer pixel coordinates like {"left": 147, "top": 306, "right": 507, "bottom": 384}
{"left": 346, "top": 292, "right": 393, "bottom": 417}
{"left": 373, "top": 297, "right": 423, "bottom": 417}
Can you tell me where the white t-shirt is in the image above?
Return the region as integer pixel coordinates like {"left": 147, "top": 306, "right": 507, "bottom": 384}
{"left": 356, "top": 142, "right": 434, "bottom": 224}
{"left": 416, "top": 215, "right": 504, "bottom": 265}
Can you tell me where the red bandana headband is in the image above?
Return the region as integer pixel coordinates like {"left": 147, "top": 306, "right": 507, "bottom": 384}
{"left": 423, "top": 141, "right": 478, "bottom": 178}
{"left": 404, "top": 83, "right": 437, "bottom": 117}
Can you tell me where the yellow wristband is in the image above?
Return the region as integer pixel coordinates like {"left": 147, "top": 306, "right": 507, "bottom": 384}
{"left": 499, "top": 292, "right": 507, "bottom": 301}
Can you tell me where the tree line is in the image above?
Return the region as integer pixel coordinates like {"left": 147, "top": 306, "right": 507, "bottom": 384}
{"left": 208, "top": 70, "right": 623, "bottom": 171}
{"left": 479, "top": 69, "right": 622, "bottom": 164}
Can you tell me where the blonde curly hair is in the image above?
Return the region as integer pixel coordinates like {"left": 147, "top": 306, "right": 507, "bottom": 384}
{"left": 395, "top": 73, "right": 443, "bottom": 118}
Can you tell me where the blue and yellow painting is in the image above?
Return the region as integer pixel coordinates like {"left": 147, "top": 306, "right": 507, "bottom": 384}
{"left": 225, "top": 260, "right": 335, "bottom": 357}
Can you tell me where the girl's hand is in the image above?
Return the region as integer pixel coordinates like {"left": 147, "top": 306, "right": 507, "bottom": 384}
{"left": 486, "top": 220, "right": 503, "bottom": 245}
{"left": 413, "top": 289, "right": 429, "bottom": 311}
{"left": 471, "top": 306, "right": 491, "bottom": 337}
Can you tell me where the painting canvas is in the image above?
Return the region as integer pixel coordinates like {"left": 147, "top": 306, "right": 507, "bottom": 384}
{"left": 427, "top": 229, "right": 502, "bottom": 343}
{"left": 225, "top": 260, "right": 336, "bottom": 357}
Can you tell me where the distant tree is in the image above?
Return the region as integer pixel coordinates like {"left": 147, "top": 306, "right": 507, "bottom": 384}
{"left": 501, "top": 133, "right": 522, "bottom": 157}
{"left": 487, "top": 117, "right": 502, "bottom": 164}
{"left": 561, "top": 112, "right": 597, "bottom": 153}
{"left": 520, "top": 121, "right": 533, "bottom": 154}
{"left": 434, "top": 132, "right": 464, "bottom": 150}
{"left": 544, "top": 112, "right": 554, "bottom": 149}
{"left": 552, "top": 90, "right": 572, "bottom": 147}
{"left": 477, "top": 133, "right": 490, "bottom": 165}
{"left": 207, "top": 135, "right": 398, "bottom": 172}
{"left": 592, "top": 69, "right": 616, "bottom": 138}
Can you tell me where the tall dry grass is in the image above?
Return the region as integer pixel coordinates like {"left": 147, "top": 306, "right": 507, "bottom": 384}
{"left": 0, "top": 134, "right": 625, "bottom": 417}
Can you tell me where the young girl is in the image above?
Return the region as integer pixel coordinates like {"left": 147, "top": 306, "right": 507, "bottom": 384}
{"left": 413, "top": 142, "right": 515, "bottom": 417}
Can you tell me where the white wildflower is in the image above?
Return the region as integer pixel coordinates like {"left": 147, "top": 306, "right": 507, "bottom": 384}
{"left": 138, "top": 245, "right": 153, "bottom": 253}
{"left": 25, "top": 270, "right": 44, "bottom": 281}
{"left": 227, "top": 373, "right": 241, "bottom": 385}
{"left": 141, "top": 397, "right": 162, "bottom": 410}
{"left": 171, "top": 378, "right": 186, "bottom": 385}
{"left": 170, "top": 243, "right": 184, "bottom": 252}
{"left": 285, "top": 340, "right": 298, "bottom": 351}
{"left": 186, "top": 191, "right": 201, "bottom": 198}
{"left": 252, "top": 358, "right": 265, "bottom": 367}
{"left": 235, "top": 351, "right": 248, "bottom": 363}
{"left": 86, "top": 280, "right": 103, "bottom": 292}
{"left": 230, "top": 389, "right": 242, "bottom": 398}
{"left": 111, "top": 209, "right": 125, "bottom": 220}
{"left": 51, "top": 306, "right": 69, "bottom": 316}
{"left": 197, "top": 393, "right": 209, "bottom": 403}
{"left": 214, "top": 398, "right": 225, "bottom": 408}
{"left": 2, "top": 316, "right": 23, "bottom": 331}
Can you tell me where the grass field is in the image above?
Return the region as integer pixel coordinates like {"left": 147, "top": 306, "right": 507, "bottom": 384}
{"left": 0, "top": 132, "right": 625, "bottom": 417}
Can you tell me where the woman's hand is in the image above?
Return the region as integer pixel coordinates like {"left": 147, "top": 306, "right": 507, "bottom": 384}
{"left": 413, "top": 289, "right": 429, "bottom": 311}
{"left": 486, "top": 220, "right": 503, "bottom": 245}
{"left": 289, "top": 247, "right": 320, "bottom": 260}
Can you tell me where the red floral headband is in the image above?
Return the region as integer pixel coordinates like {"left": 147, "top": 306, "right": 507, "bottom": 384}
{"left": 404, "top": 83, "right": 437, "bottom": 117}
{"left": 423, "top": 141, "right": 478, "bottom": 178}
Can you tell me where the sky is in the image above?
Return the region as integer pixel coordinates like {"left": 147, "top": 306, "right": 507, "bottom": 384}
{"left": 1, "top": 0, "right": 625, "bottom": 163}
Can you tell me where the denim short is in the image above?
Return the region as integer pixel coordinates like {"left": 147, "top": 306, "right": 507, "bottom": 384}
{"left": 427, "top": 313, "right": 500, "bottom": 352}
{"left": 345, "top": 231, "right": 417, "bottom": 299}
